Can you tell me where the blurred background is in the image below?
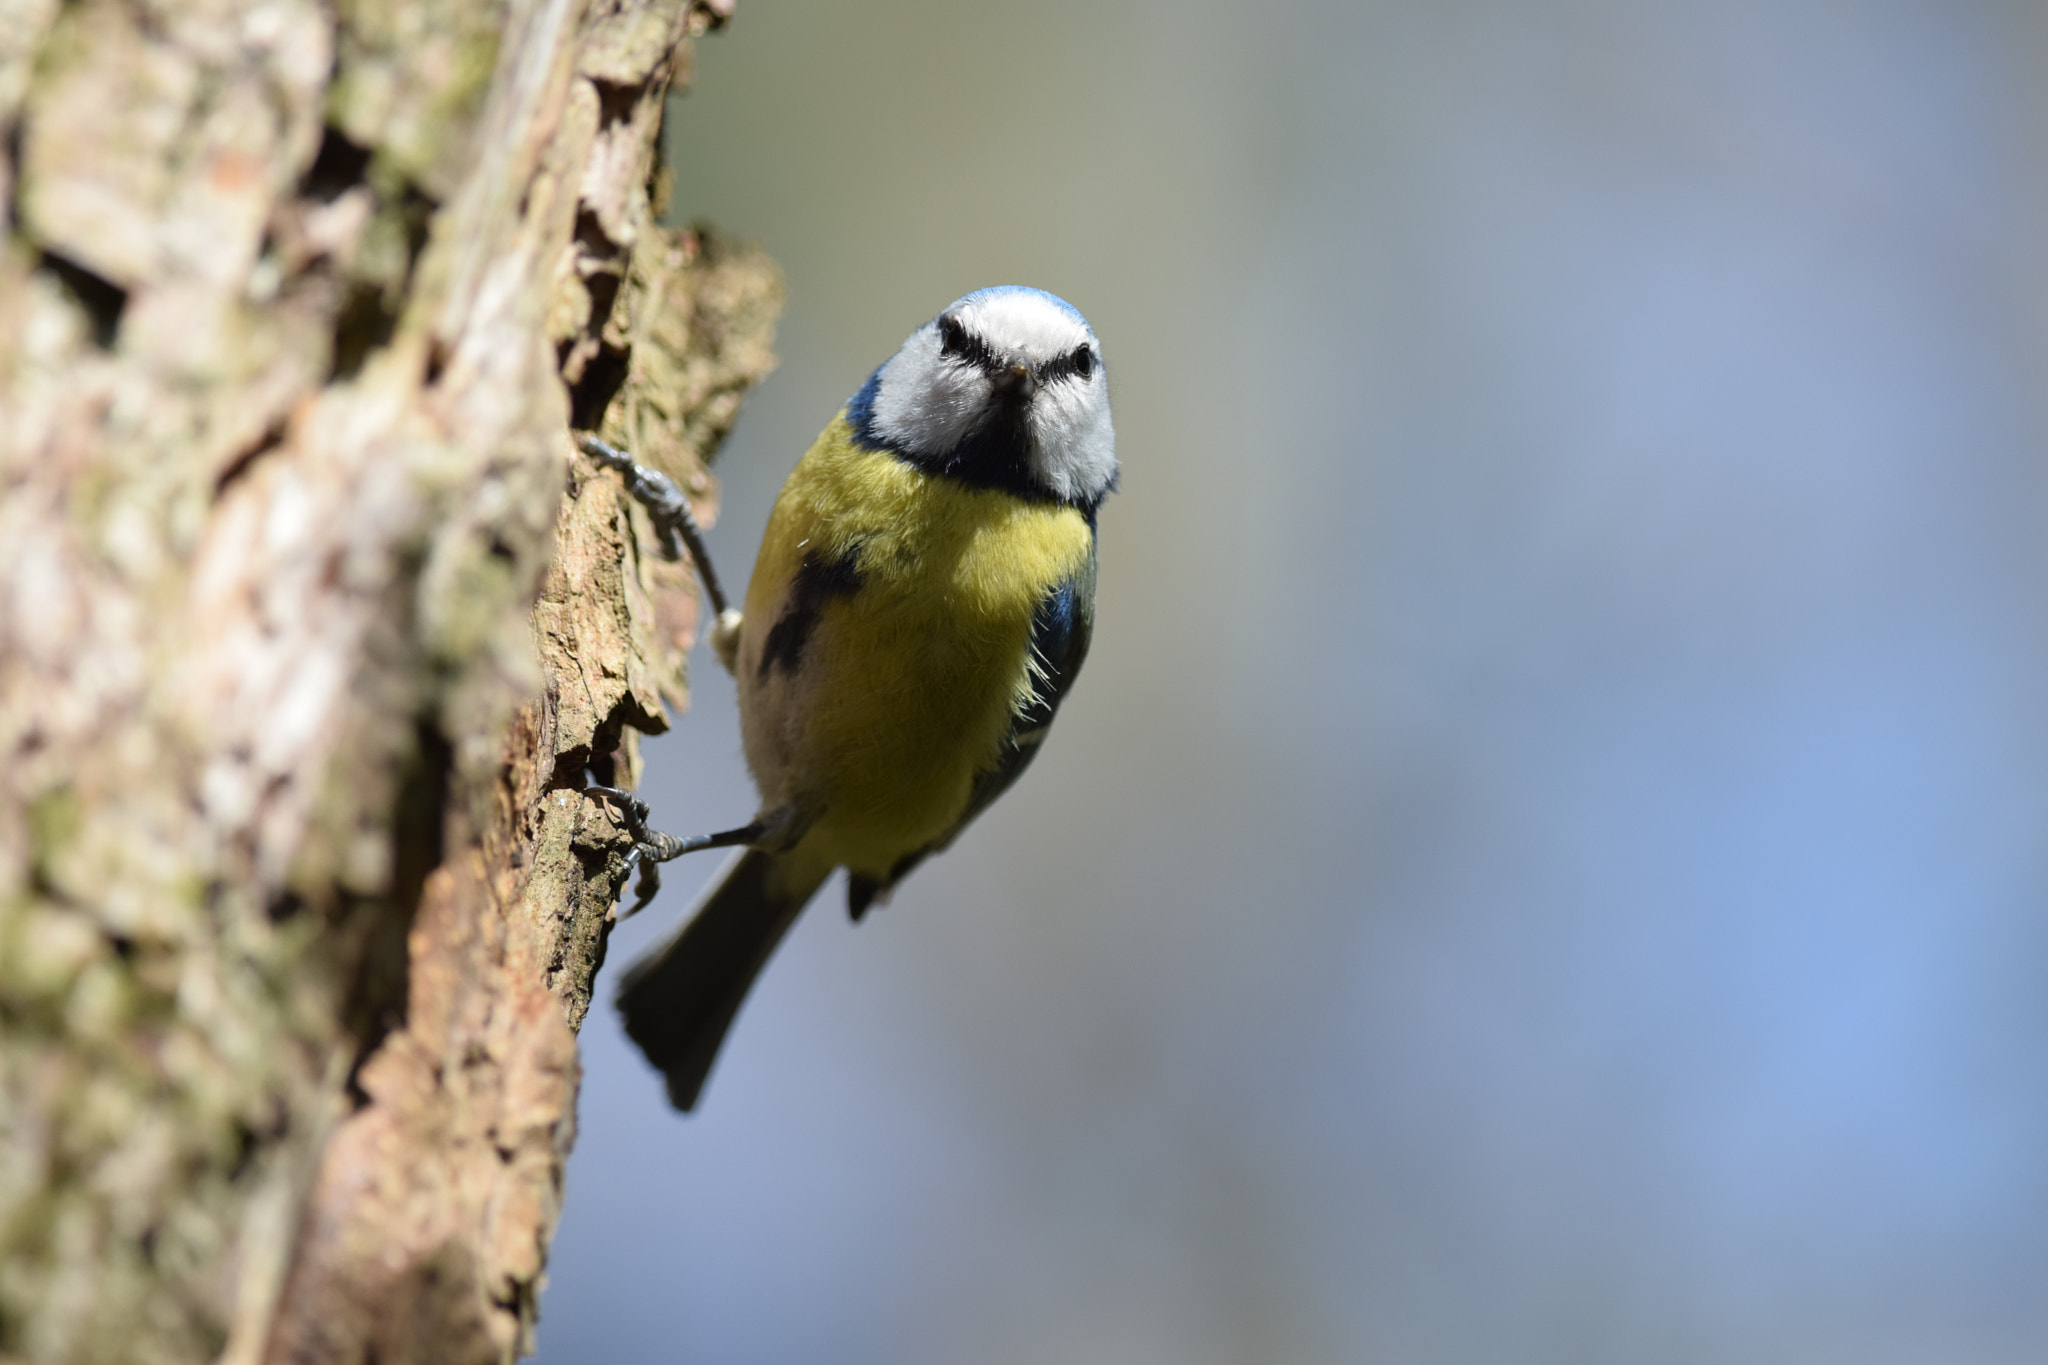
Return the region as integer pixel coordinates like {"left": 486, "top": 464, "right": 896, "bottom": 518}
{"left": 537, "top": 2, "right": 2048, "bottom": 1361}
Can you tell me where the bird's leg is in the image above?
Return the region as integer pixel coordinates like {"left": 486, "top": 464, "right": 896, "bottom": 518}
{"left": 583, "top": 784, "right": 768, "bottom": 919}
{"left": 574, "top": 433, "right": 744, "bottom": 672}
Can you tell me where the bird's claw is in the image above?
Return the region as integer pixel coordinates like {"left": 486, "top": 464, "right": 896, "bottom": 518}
{"left": 574, "top": 433, "right": 740, "bottom": 675}
{"left": 580, "top": 785, "right": 767, "bottom": 918}
{"left": 584, "top": 784, "right": 667, "bottom": 920}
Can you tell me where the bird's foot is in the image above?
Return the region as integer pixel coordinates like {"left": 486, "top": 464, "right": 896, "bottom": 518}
{"left": 574, "top": 433, "right": 743, "bottom": 676}
{"left": 582, "top": 784, "right": 768, "bottom": 919}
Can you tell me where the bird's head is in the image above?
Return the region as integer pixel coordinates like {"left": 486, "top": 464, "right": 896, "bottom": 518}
{"left": 848, "top": 287, "right": 1117, "bottom": 512}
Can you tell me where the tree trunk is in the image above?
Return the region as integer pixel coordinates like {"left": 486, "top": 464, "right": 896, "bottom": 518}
{"left": 0, "top": 1, "right": 779, "bottom": 1361}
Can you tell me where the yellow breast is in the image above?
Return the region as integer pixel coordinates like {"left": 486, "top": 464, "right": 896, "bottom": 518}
{"left": 734, "top": 415, "right": 1094, "bottom": 877}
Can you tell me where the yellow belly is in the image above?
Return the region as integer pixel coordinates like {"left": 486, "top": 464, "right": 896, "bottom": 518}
{"left": 734, "top": 415, "right": 1094, "bottom": 877}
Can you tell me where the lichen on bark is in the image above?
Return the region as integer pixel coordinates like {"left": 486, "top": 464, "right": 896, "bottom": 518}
{"left": 0, "top": 0, "right": 778, "bottom": 1361}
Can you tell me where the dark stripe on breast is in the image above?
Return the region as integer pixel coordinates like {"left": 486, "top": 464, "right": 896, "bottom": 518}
{"left": 758, "top": 548, "right": 863, "bottom": 679}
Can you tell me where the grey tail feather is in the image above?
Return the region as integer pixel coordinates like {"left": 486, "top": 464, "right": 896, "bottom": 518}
{"left": 615, "top": 846, "right": 830, "bottom": 1112}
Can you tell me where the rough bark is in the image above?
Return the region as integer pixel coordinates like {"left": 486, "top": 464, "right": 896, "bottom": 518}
{"left": 0, "top": 1, "right": 780, "bottom": 1361}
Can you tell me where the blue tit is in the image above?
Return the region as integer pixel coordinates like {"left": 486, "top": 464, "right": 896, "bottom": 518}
{"left": 614, "top": 286, "right": 1117, "bottom": 1111}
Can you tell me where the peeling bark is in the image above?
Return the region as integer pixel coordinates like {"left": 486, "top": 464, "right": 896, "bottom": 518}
{"left": 0, "top": 0, "right": 779, "bottom": 1361}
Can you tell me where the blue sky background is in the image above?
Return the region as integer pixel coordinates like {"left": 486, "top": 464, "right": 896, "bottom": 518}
{"left": 537, "top": 2, "right": 2048, "bottom": 1360}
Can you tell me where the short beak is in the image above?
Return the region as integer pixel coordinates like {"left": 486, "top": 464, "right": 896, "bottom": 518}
{"left": 992, "top": 362, "right": 1037, "bottom": 401}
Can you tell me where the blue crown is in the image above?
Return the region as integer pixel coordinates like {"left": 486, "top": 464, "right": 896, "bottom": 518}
{"left": 949, "top": 285, "right": 1090, "bottom": 327}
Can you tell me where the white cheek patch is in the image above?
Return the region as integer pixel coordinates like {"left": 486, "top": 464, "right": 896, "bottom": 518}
{"left": 1026, "top": 374, "right": 1117, "bottom": 504}
{"left": 868, "top": 329, "right": 989, "bottom": 457}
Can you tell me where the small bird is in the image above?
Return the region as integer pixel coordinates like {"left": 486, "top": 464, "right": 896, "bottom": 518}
{"left": 610, "top": 286, "right": 1117, "bottom": 1111}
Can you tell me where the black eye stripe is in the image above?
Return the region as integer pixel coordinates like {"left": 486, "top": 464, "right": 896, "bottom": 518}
{"left": 937, "top": 316, "right": 1002, "bottom": 373}
{"left": 1040, "top": 345, "right": 1096, "bottom": 384}
{"left": 938, "top": 320, "right": 1096, "bottom": 384}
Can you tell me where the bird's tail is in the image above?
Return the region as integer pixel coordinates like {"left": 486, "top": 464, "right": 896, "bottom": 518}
{"left": 616, "top": 846, "right": 831, "bottom": 1112}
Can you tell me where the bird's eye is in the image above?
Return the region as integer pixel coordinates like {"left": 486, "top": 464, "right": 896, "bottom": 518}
{"left": 938, "top": 317, "right": 970, "bottom": 357}
{"left": 1070, "top": 346, "right": 1094, "bottom": 380}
